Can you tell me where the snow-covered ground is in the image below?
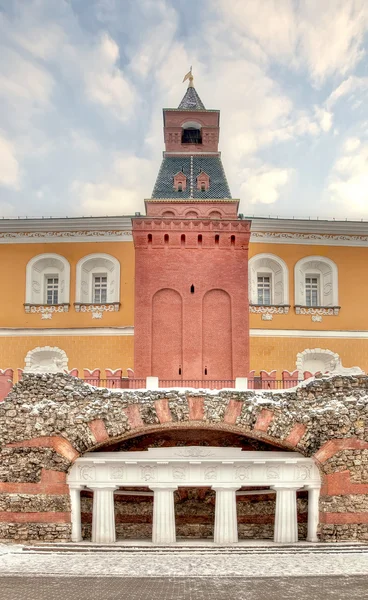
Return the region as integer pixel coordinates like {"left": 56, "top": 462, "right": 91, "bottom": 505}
{"left": 1, "top": 546, "right": 368, "bottom": 578}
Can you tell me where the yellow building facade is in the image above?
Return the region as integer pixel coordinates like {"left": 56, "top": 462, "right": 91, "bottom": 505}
{"left": 0, "top": 215, "right": 367, "bottom": 383}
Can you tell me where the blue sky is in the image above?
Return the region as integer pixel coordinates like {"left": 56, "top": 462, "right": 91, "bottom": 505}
{"left": 0, "top": 0, "right": 368, "bottom": 220}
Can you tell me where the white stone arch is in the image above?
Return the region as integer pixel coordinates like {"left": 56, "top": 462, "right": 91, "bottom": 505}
{"left": 181, "top": 120, "right": 202, "bottom": 129}
{"left": 25, "top": 253, "right": 70, "bottom": 305}
{"left": 248, "top": 253, "right": 289, "bottom": 305}
{"left": 76, "top": 253, "right": 120, "bottom": 304}
{"left": 294, "top": 256, "right": 338, "bottom": 306}
{"left": 296, "top": 348, "right": 340, "bottom": 376}
{"left": 24, "top": 346, "right": 68, "bottom": 373}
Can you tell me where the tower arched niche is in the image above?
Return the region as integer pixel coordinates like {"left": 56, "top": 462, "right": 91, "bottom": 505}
{"left": 151, "top": 289, "right": 183, "bottom": 379}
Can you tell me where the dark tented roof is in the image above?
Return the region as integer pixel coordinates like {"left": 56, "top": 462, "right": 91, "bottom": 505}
{"left": 152, "top": 156, "right": 232, "bottom": 199}
{"left": 178, "top": 86, "right": 206, "bottom": 110}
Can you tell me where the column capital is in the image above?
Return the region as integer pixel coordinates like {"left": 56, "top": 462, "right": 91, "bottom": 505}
{"left": 212, "top": 485, "right": 241, "bottom": 492}
{"left": 305, "top": 483, "right": 321, "bottom": 490}
{"left": 150, "top": 484, "right": 178, "bottom": 492}
{"left": 69, "top": 484, "right": 85, "bottom": 491}
{"left": 271, "top": 484, "right": 302, "bottom": 491}
{"left": 88, "top": 484, "right": 119, "bottom": 491}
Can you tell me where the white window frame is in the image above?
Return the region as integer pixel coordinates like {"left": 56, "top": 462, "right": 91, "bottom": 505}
{"left": 75, "top": 253, "right": 120, "bottom": 304}
{"left": 248, "top": 254, "right": 289, "bottom": 306}
{"left": 92, "top": 273, "right": 108, "bottom": 304}
{"left": 45, "top": 274, "right": 59, "bottom": 305}
{"left": 295, "top": 256, "right": 338, "bottom": 307}
{"left": 305, "top": 274, "right": 320, "bottom": 307}
{"left": 25, "top": 254, "right": 70, "bottom": 305}
{"left": 256, "top": 271, "right": 273, "bottom": 305}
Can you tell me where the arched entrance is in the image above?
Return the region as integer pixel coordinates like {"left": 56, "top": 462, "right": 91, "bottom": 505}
{"left": 68, "top": 439, "right": 320, "bottom": 545}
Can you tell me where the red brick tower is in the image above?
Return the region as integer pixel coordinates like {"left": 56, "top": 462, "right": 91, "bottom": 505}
{"left": 133, "top": 74, "right": 251, "bottom": 382}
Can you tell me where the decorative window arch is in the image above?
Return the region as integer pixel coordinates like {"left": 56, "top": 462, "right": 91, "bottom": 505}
{"left": 75, "top": 253, "right": 120, "bottom": 306}
{"left": 25, "top": 253, "right": 70, "bottom": 308}
{"left": 248, "top": 254, "right": 289, "bottom": 307}
{"left": 294, "top": 256, "right": 338, "bottom": 308}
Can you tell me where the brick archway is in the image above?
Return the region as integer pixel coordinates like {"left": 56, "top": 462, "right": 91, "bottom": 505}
{"left": 0, "top": 373, "right": 368, "bottom": 543}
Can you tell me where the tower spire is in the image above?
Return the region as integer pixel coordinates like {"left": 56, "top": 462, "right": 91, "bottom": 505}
{"left": 183, "top": 66, "right": 194, "bottom": 88}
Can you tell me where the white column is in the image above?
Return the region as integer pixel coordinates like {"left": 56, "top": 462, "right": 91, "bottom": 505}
{"left": 70, "top": 485, "right": 83, "bottom": 542}
{"left": 306, "top": 485, "right": 320, "bottom": 542}
{"left": 91, "top": 486, "right": 118, "bottom": 544}
{"left": 150, "top": 485, "right": 177, "bottom": 544}
{"left": 272, "top": 485, "right": 301, "bottom": 544}
{"left": 213, "top": 486, "right": 240, "bottom": 544}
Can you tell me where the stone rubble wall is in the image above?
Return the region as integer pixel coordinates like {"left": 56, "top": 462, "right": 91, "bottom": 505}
{"left": 0, "top": 372, "right": 367, "bottom": 543}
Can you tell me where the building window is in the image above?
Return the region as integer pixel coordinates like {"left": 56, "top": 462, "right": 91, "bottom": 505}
{"left": 305, "top": 276, "right": 319, "bottom": 307}
{"left": 46, "top": 276, "right": 59, "bottom": 305}
{"left": 178, "top": 183, "right": 183, "bottom": 192}
{"left": 294, "top": 256, "right": 339, "bottom": 308}
{"left": 248, "top": 254, "right": 289, "bottom": 307}
{"left": 25, "top": 254, "right": 70, "bottom": 307}
{"left": 75, "top": 254, "right": 120, "bottom": 306}
{"left": 93, "top": 275, "right": 108, "bottom": 304}
{"left": 257, "top": 275, "right": 271, "bottom": 305}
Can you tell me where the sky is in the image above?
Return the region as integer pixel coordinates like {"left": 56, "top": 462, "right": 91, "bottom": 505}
{"left": 0, "top": 0, "right": 368, "bottom": 220}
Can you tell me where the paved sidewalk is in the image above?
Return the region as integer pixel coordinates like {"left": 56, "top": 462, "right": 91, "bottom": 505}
{"left": 1, "top": 548, "right": 368, "bottom": 578}
{"left": 1, "top": 576, "right": 367, "bottom": 600}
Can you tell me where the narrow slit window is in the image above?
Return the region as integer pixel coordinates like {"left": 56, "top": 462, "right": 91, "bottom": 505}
{"left": 204, "top": 367, "right": 208, "bottom": 375}
{"left": 148, "top": 234, "right": 152, "bottom": 245}
{"left": 231, "top": 235, "right": 235, "bottom": 246}
{"left": 190, "top": 284, "right": 195, "bottom": 294}
{"left": 198, "top": 234, "right": 202, "bottom": 246}
{"left": 164, "top": 234, "right": 169, "bottom": 245}
{"left": 181, "top": 234, "right": 186, "bottom": 247}
{"left": 215, "top": 234, "right": 219, "bottom": 246}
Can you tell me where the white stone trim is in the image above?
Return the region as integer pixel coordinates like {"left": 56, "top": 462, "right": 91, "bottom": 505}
{"left": 75, "top": 253, "right": 120, "bottom": 304}
{"left": 249, "top": 329, "right": 368, "bottom": 338}
{"left": 249, "top": 253, "right": 289, "bottom": 306}
{"left": 24, "top": 346, "right": 68, "bottom": 373}
{"left": 0, "top": 327, "right": 134, "bottom": 337}
{"left": 296, "top": 348, "right": 340, "bottom": 376}
{"left": 25, "top": 253, "right": 71, "bottom": 305}
{"left": 294, "top": 256, "right": 338, "bottom": 307}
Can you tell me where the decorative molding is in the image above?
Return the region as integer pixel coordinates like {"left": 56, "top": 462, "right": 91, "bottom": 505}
{"left": 311, "top": 315, "right": 323, "bottom": 323}
{"left": 75, "top": 253, "right": 120, "bottom": 304}
{"left": 295, "top": 306, "right": 340, "bottom": 316}
{"left": 0, "top": 327, "right": 134, "bottom": 337}
{"left": 250, "top": 305, "right": 290, "bottom": 315}
{"left": 250, "top": 230, "right": 368, "bottom": 247}
{"left": 250, "top": 329, "right": 368, "bottom": 339}
{"left": 25, "top": 253, "right": 71, "bottom": 306}
{"left": 24, "top": 345, "right": 69, "bottom": 373}
{"left": 294, "top": 256, "right": 339, "bottom": 307}
{"left": 296, "top": 348, "right": 340, "bottom": 377}
{"left": 24, "top": 304, "right": 70, "bottom": 319}
{"left": 74, "top": 303, "right": 120, "bottom": 319}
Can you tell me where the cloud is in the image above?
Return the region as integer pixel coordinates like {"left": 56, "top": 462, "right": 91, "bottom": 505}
{"left": 214, "top": 0, "right": 368, "bottom": 85}
{"left": 240, "top": 165, "right": 293, "bottom": 205}
{"left": 72, "top": 155, "right": 155, "bottom": 215}
{"left": 326, "top": 76, "right": 368, "bottom": 108}
{"left": 0, "top": 133, "right": 20, "bottom": 189}
{"left": 327, "top": 136, "right": 368, "bottom": 216}
{"left": 82, "top": 34, "right": 136, "bottom": 121}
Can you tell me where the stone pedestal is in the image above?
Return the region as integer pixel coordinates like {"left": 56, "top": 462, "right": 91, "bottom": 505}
{"left": 91, "top": 486, "right": 118, "bottom": 544}
{"left": 213, "top": 486, "right": 240, "bottom": 544}
{"left": 151, "top": 485, "right": 177, "bottom": 544}
{"left": 273, "top": 485, "right": 300, "bottom": 544}
{"left": 70, "top": 485, "right": 83, "bottom": 542}
{"left": 306, "top": 485, "right": 320, "bottom": 542}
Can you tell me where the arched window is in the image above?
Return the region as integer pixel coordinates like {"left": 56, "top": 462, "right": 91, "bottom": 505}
{"left": 248, "top": 254, "right": 289, "bottom": 306}
{"left": 294, "top": 256, "right": 338, "bottom": 308}
{"left": 75, "top": 254, "right": 120, "bottom": 306}
{"left": 181, "top": 121, "right": 202, "bottom": 144}
{"left": 25, "top": 253, "right": 70, "bottom": 308}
